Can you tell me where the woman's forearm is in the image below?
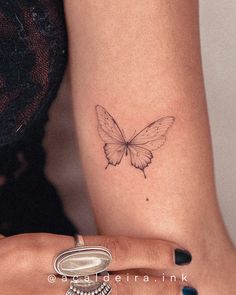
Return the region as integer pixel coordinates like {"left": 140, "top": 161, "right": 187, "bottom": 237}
{"left": 64, "top": 0, "right": 235, "bottom": 286}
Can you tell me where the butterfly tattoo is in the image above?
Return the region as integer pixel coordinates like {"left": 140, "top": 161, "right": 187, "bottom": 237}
{"left": 96, "top": 105, "right": 175, "bottom": 178}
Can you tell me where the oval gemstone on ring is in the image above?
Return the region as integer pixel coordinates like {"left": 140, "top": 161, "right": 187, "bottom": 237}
{"left": 54, "top": 246, "right": 112, "bottom": 277}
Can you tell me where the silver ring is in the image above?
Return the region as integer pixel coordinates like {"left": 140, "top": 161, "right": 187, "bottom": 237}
{"left": 53, "top": 234, "right": 112, "bottom": 295}
{"left": 66, "top": 280, "right": 112, "bottom": 295}
{"left": 54, "top": 245, "right": 112, "bottom": 277}
{"left": 54, "top": 234, "right": 112, "bottom": 278}
{"left": 74, "top": 234, "right": 85, "bottom": 247}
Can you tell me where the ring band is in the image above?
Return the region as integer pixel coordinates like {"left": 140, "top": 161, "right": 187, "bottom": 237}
{"left": 74, "top": 234, "right": 85, "bottom": 247}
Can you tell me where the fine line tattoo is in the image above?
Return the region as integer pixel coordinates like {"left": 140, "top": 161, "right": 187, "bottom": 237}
{"left": 95, "top": 105, "right": 175, "bottom": 178}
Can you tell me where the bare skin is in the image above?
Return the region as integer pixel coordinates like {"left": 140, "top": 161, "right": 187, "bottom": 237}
{"left": 0, "top": 233, "right": 194, "bottom": 294}
{"left": 0, "top": 1, "right": 235, "bottom": 295}
{"left": 62, "top": 0, "right": 236, "bottom": 294}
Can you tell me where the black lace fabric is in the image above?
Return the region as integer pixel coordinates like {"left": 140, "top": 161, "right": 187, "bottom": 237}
{"left": 0, "top": 0, "right": 67, "bottom": 146}
{"left": 0, "top": 0, "right": 76, "bottom": 236}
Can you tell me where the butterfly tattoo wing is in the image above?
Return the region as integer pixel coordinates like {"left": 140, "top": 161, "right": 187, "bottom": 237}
{"left": 96, "top": 105, "right": 126, "bottom": 167}
{"left": 96, "top": 105, "right": 175, "bottom": 177}
{"left": 128, "top": 116, "right": 175, "bottom": 177}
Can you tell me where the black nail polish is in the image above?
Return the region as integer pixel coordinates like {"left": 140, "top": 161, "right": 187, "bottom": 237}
{"left": 175, "top": 249, "right": 192, "bottom": 265}
{"left": 182, "top": 286, "right": 198, "bottom": 295}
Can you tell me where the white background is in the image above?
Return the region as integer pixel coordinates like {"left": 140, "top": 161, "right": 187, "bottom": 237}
{"left": 200, "top": 0, "right": 236, "bottom": 243}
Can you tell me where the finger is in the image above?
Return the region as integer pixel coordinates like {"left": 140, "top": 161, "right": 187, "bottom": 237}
{"left": 13, "top": 233, "right": 191, "bottom": 275}
{"left": 45, "top": 277, "right": 71, "bottom": 295}
{"left": 108, "top": 274, "right": 197, "bottom": 295}
{"left": 108, "top": 274, "right": 183, "bottom": 295}
{"left": 82, "top": 235, "right": 192, "bottom": 271}
{"left": 12, "top": 274, "right": 70, "bottom": 295}
{"left": 4, "top": 233, "right": 74, "bottom": 274}
{"left": 45, "top": 274, "right": 184, "bottom": 295}
{"left": 35, "top": 233, "right": 74, "bottom": 274}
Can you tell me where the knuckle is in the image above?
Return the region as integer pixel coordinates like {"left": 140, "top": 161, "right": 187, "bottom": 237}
{"left": 11, "top": 234, "right": 46, "bottom": 272}
{"left": 104, "top": 236, "right": 130, "bottom": 266}
{"left": 5, "top": 239, "right": 32, "bottom": 273}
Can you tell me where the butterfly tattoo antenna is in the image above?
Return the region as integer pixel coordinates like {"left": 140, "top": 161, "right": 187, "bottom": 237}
{"left": 121, "top": 129, "right": 128, "bottom": 156}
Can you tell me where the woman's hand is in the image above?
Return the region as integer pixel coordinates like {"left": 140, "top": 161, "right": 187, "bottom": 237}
{"left": 83, "top": 235, "right": 195, "bottom": 294}
{"left": 0, "top": 233, "right": 195, "bottom": 295}
{"left": 0, "top": 234, "right": 74, "bottom": 295}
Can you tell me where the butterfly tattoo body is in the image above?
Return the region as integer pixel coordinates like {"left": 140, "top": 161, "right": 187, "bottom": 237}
{"left": 96, "top": 105, "right": 175, "bottom": 178}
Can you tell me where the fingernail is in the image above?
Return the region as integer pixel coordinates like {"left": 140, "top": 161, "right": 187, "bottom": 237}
{"left": 182, "top": 286, "right": 198, "bottom": 295}
{"left": 175, "top": 249, "right": 192, "bottom": 265}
